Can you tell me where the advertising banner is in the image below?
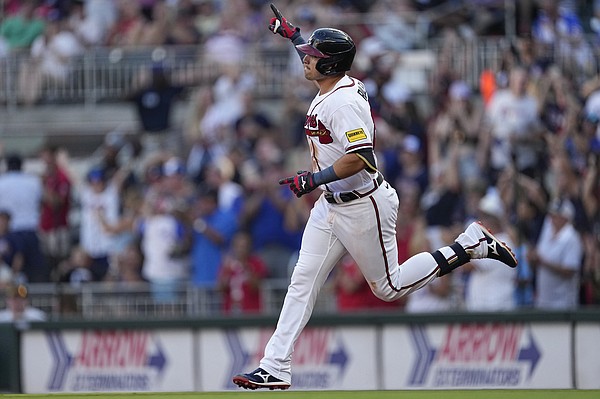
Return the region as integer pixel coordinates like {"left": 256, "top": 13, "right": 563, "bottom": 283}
{"left": 21, "top": 329, "right": 194, "bottom": 393}
{"left": 574, "top": 323, "right": 600, "bottom": 389}
{"left": 198, "top": 326, "right": 378, "bottom": 391}
{"left": 382, "top": 322, "right": 571, "bottom": 389}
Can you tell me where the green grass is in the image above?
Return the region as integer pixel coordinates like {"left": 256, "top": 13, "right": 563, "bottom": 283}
{"left": 1, "top": 391, "right": 599, "bottom": 399}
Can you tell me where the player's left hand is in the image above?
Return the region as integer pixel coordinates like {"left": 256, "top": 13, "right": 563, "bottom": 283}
{"left": 279, "top": 170, "right": 318, "bottom": 198}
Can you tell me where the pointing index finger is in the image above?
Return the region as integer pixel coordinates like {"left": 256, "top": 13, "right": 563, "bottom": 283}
{"left": 270, "top": 3, "right": 283, "bottom": 21}
{"left": 279, "top": 176, "right": 294, "bottom": 185}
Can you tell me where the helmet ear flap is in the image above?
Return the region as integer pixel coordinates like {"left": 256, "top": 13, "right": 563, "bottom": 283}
{"left": 315, "top": 59, "right": 333, "bottom": 76}
{"left": 316, "top": 59, "right": 341, "bottom": 76}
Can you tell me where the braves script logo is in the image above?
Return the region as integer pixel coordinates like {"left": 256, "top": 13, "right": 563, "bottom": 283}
{"left": 305, "top": 114, "right": 333, "bottom": 144}
{"left": 409, "top": 324, "right": 541, "bottom": 387}
{"left": 226, "top": 328, "right": 348, "bottom": 389}
{"left": 46, "top": 331, "right": 167, "bottom": 391}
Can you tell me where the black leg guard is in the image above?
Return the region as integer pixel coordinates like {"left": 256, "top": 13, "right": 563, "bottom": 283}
{"left": 432, "top": 242, "right": 471, "bottom": 277}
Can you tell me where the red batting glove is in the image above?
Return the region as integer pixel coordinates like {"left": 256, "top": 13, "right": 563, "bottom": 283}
{"left": 279, "top": 171, "right": 317, "bottom": 198}
{"left": 269, "top": 4, "right": 300, "bottom": 39}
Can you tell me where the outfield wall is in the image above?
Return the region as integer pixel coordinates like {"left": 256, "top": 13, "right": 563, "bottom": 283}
{"left": 3, "top": 311, "right": 600, "bottom": 393}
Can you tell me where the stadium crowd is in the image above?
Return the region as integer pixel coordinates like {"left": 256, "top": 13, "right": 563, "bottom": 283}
{"left": 1, "top": 0, "right": 600, "bottom": 317}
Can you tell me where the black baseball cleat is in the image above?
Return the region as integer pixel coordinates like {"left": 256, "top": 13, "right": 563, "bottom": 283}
{"left": 459, "top": 221, "right": 518, "bottom": 268}
{"left": 232, "top": 368, "right": 291, "bottom": 390}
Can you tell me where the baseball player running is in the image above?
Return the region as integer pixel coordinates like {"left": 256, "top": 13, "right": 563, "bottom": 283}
{"left": 232, "top": 4, "right": 517, "bottom": 390}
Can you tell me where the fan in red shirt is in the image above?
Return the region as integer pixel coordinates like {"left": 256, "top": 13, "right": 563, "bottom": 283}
{"left": 334, "top": 254, "right": 404, "bottom": 312}
{"left": 218, "top": 231, "right": 268, "bottom": 314}
{"left": 39, "top": 145, "right": 72, "bottom": 278}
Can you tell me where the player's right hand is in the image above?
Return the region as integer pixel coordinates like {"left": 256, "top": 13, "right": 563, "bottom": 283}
{"left": 269, "top": 3, "right": 300, "bottom": 39}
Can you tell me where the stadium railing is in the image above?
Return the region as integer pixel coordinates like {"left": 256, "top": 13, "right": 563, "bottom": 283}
{"left": 0, "top": 279, "right": 336, "bottom": 321}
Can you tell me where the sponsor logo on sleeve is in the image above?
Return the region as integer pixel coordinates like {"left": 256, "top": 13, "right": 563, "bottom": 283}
{"left": 345, "top": 128, "right": 367, "bottom": 143}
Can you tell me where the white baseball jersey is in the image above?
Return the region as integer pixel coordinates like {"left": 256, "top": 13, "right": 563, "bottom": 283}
{"left": 304, "top": 75, "right": 378, "bottom": 192}
{"left": 259, "top": 74, "right": 441, "bottom": 384}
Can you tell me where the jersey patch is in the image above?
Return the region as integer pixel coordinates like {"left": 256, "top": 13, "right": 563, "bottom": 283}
{"left": 345, "top": 128, "right": 367, "bottom": 143}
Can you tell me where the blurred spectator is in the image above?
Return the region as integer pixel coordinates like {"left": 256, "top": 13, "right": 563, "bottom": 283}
{"left": 496, "top": 165, "right": 548, "bottom": 308}
{"left": 421, "top": 143, "right": 464, "bottom": 238}
{"left": 105, "top": 0, "right": 145, "bottom": 47}
{"left": 193, "top": 0, "right": 221, "bottom": 40}
{"left": 380, "top": 82, "right": 424, "bottom": 140}
{"left": 0, "top": 154, "right": 48, "bottom": 282}
{"left": 17, "top": 13, "right": 83, "bottom": 106}
{"left": 581, "top": 151, "right": 600, "bottom": 305}
{"left": 395, "top": 135, "right": 428, "bottom": 196}
{"left": 190, "top": 185, "right": 237, "bottom": 289}
{"left": 412, "top": 142, "right": 465, "bottom": 312}
{"left": 95, "top": 131, "right": 133, "bottom": 183}
{"left": 234, "top": 93, "right": 275, "bottom": 154}
{"left": 203, "top": 157, "right": 244, "bottom": 213}
{"left": 528, "top": 197, "right": 584, "bottom": 310}
{"left": 218, "top": 0, "right": 262, "bottom": 43}
{"left": 57, "top": 245, "right": 93, "bottom": 287}
{"left": 2, "top": 0, "right": 24, "bottom": 16}
{"left": 184, "top": 87, "right": 227, "bottom": 185}
{"left": 78, "top": 166, "right": 121, "bottom": 281}
{"left": 127, "top": 63, "right": 186, "bottom": 156}
{"left": 497, "top": 163, "right": 549, "bottom": 305}
{"left": 237, "top": 144, "right": 302, "bottom": 281}
{"left": 217, "top": 230, "right": 268, "bottom": 315}
{"left": 478, "top": 65, "right": 545, "bottom": 183}
{"left": 138, "top": 0, "right": 170, "bottom": 46}
{"left": 405, "top": 272, "right": 454, "bottom": 313}
{"left": 398, "top": 181, "right": 454, "bottom": 313}
{"left": 531, "top": 0, "right": 585, "bottom": 70}
{"left": 98, "top": 185, "right": 144, "bottom": 272}
{"left": 582, "top": 79, "right": 600, "bottom": 138}
{"left": 334, "top": 254, "right": 403, "bottom": 313}
{"left": 192, "top": 63, "right": 256, "bottom": 151}
{"left": 368, "top": 0, "right": 421, "bottom": 51}
{"left": 428, "top": 79, "right": 484, "bottom": 183}
{"left": 396, "top": 182, "right": 428, "bottom": 263}
{"left": 0, "top": 211, "right": 24, "bottom": 284}
{"left": 139, "top": 186, "right": 189, "bottom": 303}
{"left": 85, "top": 0, "right": 118, "bottom": 45}
{"left": 0, "top": 0, "right": 45, "bottom": 52}
{"left": 462, "top": 189, "right": 518, "bottom": 311}
{"left": 513, "top": 231, "right": 535, "bottom": 309}
{"left": 39, "top": 145, "right": 72, "bottom": 280}
{"left": 0, "top": 283, "right": 47, "bottom": 323}
{"left": 333, "top": 253, "right": 372, "bottom": 312}
{"left": 166, "top": 4, "right": 201, "bottom": 46}
{"left": 546, "top": 153, "right": 589, "bottom": 234}
{"left": 376, "top": 83, "right": 426, "bottom": 186}
{"left": 137, "top": 156, "right": 193, "bottom": 301}
{"left": 564, "top": 113, "right": 600, "bottom": 175}
{"left": 109, "top": 242, "right": 146, "bottom": 284}
{"left": 281, "top": 74, "right": 317, "bottom": 148}
{"left": 536, "top": 66, "right": 581, "bottom": 139}
{"left": 67, "top": 0, "right": 105, "bottom": 47}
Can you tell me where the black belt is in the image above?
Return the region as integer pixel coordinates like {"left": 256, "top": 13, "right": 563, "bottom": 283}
{"left": 324, "top": 173, "right": 384, "bottom": 204}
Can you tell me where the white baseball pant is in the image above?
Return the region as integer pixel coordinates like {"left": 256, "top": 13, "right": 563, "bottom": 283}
{"left": 259, "top": 181, "right": 440, "bottom": 383}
